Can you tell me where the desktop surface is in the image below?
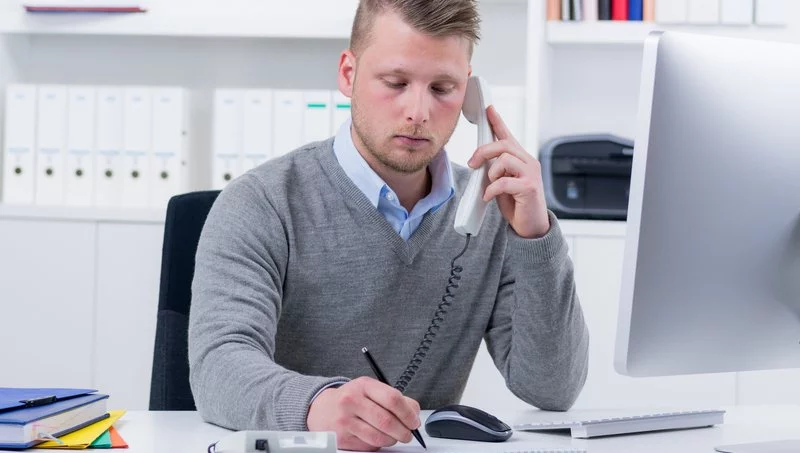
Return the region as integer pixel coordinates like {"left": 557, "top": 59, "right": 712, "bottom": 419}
{"left": 16, "top": 405, "right": 800, "bottom": 453}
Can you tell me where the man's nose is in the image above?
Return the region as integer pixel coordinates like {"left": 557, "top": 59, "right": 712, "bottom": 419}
{"left": 405, "top": 87, "right": 431, "bottom": 125}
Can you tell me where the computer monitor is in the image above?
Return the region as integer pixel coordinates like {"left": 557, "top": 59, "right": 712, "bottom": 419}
{"left": 616, "top": 31, "right": 800, "bottom": 380}
{"left": 615, "top": 30, "right": 800, "bottom": 452}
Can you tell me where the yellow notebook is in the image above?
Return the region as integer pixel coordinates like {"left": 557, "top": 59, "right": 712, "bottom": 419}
{"left": 36, "top": 410, "right": 125, "bottom": 449}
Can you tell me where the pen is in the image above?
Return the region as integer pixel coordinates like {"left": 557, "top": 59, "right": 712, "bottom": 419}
{"left": 361, "top": 347, "right": 427, "bottom": 449}
{"left": 20, "top": 395, "right": 56, "bottom": 407}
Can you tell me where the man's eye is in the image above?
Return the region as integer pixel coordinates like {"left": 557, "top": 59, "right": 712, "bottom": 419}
{"left": 385, "top": 81, "right": 406, "bottom": 89}
{"left": 432, "top": 86, "right": 453, "bottom": 95}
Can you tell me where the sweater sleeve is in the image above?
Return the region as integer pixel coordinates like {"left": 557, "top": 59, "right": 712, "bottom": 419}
{"left": 483, "top": 211, "right": 590, "bottom": 411}
{"left": 188, "top": 175, "right": 349, "bottom": 431}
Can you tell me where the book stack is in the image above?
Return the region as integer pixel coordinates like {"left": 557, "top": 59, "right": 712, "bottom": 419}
{"left": 0, "top": 388, "right": 128, "bottom": 449}
{"left": 548, "top": 0, "right": 787, "bottom": 26}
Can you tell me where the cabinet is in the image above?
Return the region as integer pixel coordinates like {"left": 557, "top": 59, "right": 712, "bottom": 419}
{"left": 0, "top": 219, "right": 95, "bottom": 388}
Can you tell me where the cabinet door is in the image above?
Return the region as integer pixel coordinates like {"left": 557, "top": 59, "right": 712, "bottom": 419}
{"left": 571, "top": 236, "right": 737, "bottom": 409}
{"left": 94, "top": 222, "right": 163, "bottom": 410}
{"left": 0, "top": 219, "right": 95, "bottom": 387}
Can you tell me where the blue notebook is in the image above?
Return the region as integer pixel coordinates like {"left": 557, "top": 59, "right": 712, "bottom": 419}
{"left": 0, "top": 387, "right": 96, "bottom": 412}
{"left": 0, "top": 389, "right": 109, "bottom": 449}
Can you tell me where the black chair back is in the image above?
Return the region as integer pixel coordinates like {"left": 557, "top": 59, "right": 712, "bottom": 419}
{"left": 149, "top": 190, "right": 220, "bottom": 410}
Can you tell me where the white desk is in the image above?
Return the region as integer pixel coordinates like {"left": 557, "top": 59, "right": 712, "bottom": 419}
{"left": 19, "top": 405, "right": 800, "bottom": 453}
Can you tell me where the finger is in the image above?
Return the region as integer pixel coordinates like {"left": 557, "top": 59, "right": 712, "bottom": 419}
{"left": 358, "top": 396, "right": 414, "bottom": 443}
{"left": 347, "top": 417, "right": 398, "bottom": 449}
{"left": 404, "top": 396, "right": 420, "bottom": 414}
{"left": 338, "top": 432, "right": 379, "bottom": 452}
{"left": 468, "top": 139, "right": 533, "bottom": 169}
{"left": 363, "top": 381, "right": 420, "bottom": 431}
{"left": 487, "top": 104, "right": 515, "bottom": 142}
{"left": 483, "top": 176, "right": 532, "bottom": 202}
{"left": 488, "top": 153, "right": 527, "bottom": 183}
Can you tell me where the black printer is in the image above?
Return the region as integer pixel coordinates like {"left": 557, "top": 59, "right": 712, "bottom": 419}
{"left": 540, "top": 134, "right": 633, "bottom": 221}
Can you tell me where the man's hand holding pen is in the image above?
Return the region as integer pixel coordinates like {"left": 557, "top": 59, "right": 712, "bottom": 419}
{"left": 307, "top": 376, "right": 422, "bottom": 451}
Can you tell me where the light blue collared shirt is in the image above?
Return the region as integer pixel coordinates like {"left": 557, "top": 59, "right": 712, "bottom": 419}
{"left": 333, "top": 118, "right": 455, "bottom": 241}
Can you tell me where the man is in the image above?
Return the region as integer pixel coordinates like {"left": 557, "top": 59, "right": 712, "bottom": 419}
{"left": 189, "top": 0, "right": 589, "bottom": 451}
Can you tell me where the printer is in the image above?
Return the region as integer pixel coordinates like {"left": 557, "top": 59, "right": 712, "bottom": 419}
{"left": 540, "top": 134, "right": 633, "bottom": 221}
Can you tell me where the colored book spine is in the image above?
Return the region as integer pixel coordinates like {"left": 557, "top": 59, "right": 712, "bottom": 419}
{"left": 628, "top": 0, "right": 643, "bottom": 20}
{"left": 599, "top": 0, "right": 612, "bottom": 19}
{"left": 547, "top": 0, "right": 561, "bottom": 20}
{"left": 612, "top": 0, "right": 629, "bottom": 20}
{"left": 643, "top": 0, "right": 655, "bottom": 21}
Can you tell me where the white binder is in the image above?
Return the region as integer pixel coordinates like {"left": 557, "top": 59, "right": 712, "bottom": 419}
{"left": 272, "top": 90, "right": 304, "bottom": 157}
{"left": 65, "top": 86, "right": 96, "bottom": 207}
{"left": 302, "top": 90, "right": 332, "bottom": 144}
{"left": 720, "top": 0, "right": 754, "bottom": 24}
{"left": 150, "top": 87, "right": 189, "bottom": 208}
{"left": 755, "top": 0, "right": 788, "bottom": 25}
{"left": 655, "top": 0, "right": 688, "bottom": 23}
{"left": 688, "top": 0, "right": 720, "bottom": 24}
{"left": 122, "top": 87, "right": 152, "bottom": 207}
{"left": 242, "top": 89, "right": 272, "bottom": 173}
{"left": 34, "top": 85, "right": 67, "bottom": 206}
{"left": 212, "top": 89, "right": 243, "bottom": 189}
{"left": 331, "top": 90, "right": 351, "bottom": 135}
{"left": 2, "top": 84, "right": 37, "bottom": 205}
{"left": 94, "top": 86, "right": 125, "bottom": 207}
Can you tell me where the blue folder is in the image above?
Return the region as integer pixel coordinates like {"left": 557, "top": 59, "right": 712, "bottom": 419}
{"left": 0, "top": 387, "right": 97, "bottom": 412}
{"left": 0, "top": 389, "right": 109, "bottom": 449}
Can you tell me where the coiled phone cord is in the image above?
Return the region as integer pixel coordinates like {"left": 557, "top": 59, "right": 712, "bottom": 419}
{"left": 393, "top": 234, "right": 472, "bottom": 393}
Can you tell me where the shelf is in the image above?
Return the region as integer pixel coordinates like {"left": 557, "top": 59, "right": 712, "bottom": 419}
{"left": 559, "top": 219, "right": 626, "bottom": 237}
{"left": 546, "top": 21, "right": 789, "bottom": 45}
{"left": 0, "top": 203, "right": 625, "bottom": 235}
{"left": 0, "top": 1, "right": 358, "bottom": 38}
{"left": 0, "top": 204, "right": 166, "bottom": 223}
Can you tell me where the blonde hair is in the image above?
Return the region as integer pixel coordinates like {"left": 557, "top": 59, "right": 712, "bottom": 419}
{"left": 350, "top": 0, "right": 481, "bottom": 58}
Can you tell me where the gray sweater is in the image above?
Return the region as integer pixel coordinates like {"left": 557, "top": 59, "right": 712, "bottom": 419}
{"left": 188, "top": 138, "right": 589, "bottom": 432}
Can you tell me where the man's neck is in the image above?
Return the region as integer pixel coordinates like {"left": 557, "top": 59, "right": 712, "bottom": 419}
{"left": 380, "top": 167, "right": 432, "bottom": 212}
{"left": 352, "top": 130, "right": 432, "bottom": 212}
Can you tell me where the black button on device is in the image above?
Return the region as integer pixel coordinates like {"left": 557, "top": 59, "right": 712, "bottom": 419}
{"left": 14, "top": 167, "right": 22, "bottom": 175}
{"left": 456, "top": 405, "right": 511, "bottom": 432}
{"left": 160, "top": 171, "right": 168, "bottom": 180}
{"left": 132, "top": 170, "right": 139, "bottom": 179}
{"left": 254, "top": 439, "right": 268, "bottom": 451}
{"left": 76, "top": 169, "right": 83, "bottom": 177}
{"left": 224, "top": 172, "right": 232, "bottom": 181}
{"left": 45, "top": 168, "right": 53, "bottom": 176}
{"left": 105, "top": 169, "right": 113, "bottom": 178}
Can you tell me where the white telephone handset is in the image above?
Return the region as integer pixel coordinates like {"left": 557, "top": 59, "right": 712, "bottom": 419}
{"left": 454, "top": 76, "right": 494, "bottom": 237}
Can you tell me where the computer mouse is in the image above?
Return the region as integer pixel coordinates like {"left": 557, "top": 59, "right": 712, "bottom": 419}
{"left": 424, "top": 404, "right": 513, "bottom": 442}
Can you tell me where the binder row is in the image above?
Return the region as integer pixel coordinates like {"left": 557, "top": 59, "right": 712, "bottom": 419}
{"left": 2, "top": 84, "right": 188, "bottom": 208}
{"left": 549, "top": 0, "right": 786, "bottom": 25}
{"left": 212, "top": 89, "right": 350, "bottom": 189}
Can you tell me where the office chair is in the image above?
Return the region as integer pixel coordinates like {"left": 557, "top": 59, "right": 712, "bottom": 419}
{"left": 149, "top": 190, "right": 220, "bottom": 411}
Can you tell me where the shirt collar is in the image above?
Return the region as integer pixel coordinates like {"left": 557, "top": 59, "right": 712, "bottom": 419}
{"left": 333, "top": 118, "right": 455, "bottom": 211}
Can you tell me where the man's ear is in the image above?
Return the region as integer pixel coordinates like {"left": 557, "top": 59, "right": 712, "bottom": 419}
{"left": 337, "top": 49, "right": 356, "bottom": 98}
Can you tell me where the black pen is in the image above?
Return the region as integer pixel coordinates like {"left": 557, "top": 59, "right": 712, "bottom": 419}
{"left": 361, "top": 347, "right": 427, "bottom": 449}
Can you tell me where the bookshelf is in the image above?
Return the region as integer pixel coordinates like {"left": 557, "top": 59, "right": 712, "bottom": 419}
{"left": 546, "top": 20, "right": 791, "bottom": 44}
{"left": 0, "top": 204, "right": 164, "bottom": 223}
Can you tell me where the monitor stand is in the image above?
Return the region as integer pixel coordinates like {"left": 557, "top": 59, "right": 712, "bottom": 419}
{"left": 716, "top": 440, "right": 800, "bottom": 453}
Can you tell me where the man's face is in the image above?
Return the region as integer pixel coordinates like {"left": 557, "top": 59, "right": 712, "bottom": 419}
{"left": 339, "top": 11, "right": 471, "bottom": 174}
